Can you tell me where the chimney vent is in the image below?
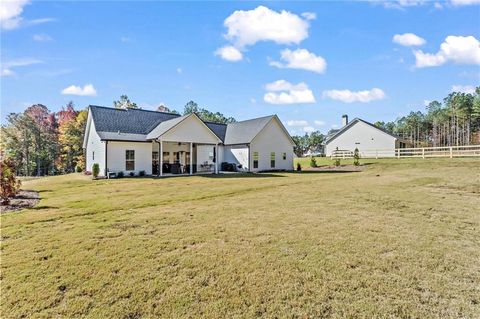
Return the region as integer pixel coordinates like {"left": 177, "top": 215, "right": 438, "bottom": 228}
{"left": 342, "top": 114, "right": 348, "bottom": 126}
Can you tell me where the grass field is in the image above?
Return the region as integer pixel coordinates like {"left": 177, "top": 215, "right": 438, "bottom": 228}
{"left": 1, "top": 158, "right": 479, "bottom": 318}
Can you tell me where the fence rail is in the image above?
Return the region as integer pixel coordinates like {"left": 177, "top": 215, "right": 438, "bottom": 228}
{"left": 330, "top": 145, "right": 480, "bottom": 159}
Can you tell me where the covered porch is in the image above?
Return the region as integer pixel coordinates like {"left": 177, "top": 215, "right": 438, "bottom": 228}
{"left": 151, "top": 141, "right": 218, "bottom": 176}
{"left": 146, "top": 113, "right": 222, "bottom": 177}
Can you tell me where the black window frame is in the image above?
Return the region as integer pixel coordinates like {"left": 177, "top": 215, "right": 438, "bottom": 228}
{"left": 282, "top": 152, "right": 286, "bottom": 160}
{"left": 253, "top": 152, "right": 259, "bottom": 169}
{"left": 126, "top": 150, "right": 135, "bottom": 171}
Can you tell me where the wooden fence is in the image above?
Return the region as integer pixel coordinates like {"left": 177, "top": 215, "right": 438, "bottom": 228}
{"left": 331, "top": 145, "right": 480, "bottom": 159}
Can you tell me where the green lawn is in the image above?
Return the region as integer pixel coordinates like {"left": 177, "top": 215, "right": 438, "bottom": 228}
{"left": 2, "top": 158, "right": 479, "bottom": 318}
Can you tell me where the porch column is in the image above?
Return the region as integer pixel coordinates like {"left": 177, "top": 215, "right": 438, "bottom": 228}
{"left": 159, "top": 140, "right": 163, "bottom": 177}
{"left": 189, "top": 142, "right": 193, "bottom": 175}
{"left": 214, "top": 143, "right": 218, "bottom": 174}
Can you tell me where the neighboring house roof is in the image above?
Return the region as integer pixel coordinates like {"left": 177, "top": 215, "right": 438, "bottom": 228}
{"left": 325, "top": 118, "right": 400, "bottom": 144}
{"left": 224, "top": 115, "right": 274, "bottom": 145}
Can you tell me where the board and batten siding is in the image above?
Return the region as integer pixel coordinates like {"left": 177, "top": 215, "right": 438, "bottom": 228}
{"left": 325, "top": 121, "right": 397, "bottom": 157}
{"left": 107, "top": 141, "right": 153, "bottom": 175}
{"left": 85, "top": 120, "right": 106, "bottom": 176}
{"left": 249, "top": 118, "right": 294, "bottom": 171}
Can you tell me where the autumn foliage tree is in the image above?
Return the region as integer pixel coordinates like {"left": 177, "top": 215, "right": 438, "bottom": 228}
{"left": 0, "top": 157, "right": 22, "bottom": 204}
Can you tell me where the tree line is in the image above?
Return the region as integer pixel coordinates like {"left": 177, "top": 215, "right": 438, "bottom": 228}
{"left": 375, "top": 88, "right": 480, "bottom": 147}
{"left": 0, "top": 96, "right": 236, "bottom": 176}
{"left": 292, "top": 87, "right": 480, "bottom": 156}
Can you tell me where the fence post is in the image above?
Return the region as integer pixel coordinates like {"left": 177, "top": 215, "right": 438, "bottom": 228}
{"left": 449, "top": 147, "right": 453, "bottom": 158}
{"left": 422, "top": 148, "right": 425, "bottom": 159}
{"left": 397, "top": 149, "right": 400, "bottom": 159}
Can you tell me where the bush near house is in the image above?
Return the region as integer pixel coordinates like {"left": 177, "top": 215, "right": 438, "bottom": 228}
{"left": 92, "top": 163, "right": 100, "bottom": 179}
{"left": 310, "top": 156, "right": 318, "bottom": 168}
{"left": 354, "top": 148, "right": 360, "bottom": 166}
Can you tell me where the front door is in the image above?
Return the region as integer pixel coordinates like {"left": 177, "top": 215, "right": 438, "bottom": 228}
{"left": 152, "top": 151, "right": 159, "bottom": 175}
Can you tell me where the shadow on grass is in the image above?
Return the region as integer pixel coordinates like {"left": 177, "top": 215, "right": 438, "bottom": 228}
{"left": 295, "top": 170, "right": 361, "bottom": 174}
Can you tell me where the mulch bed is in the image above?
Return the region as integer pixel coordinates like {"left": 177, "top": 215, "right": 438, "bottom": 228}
{"left": 303, "top": 165, "right": 367, "bottom": 172}
{"left": 1, "top": 190, "right": 40, "bottom": 213}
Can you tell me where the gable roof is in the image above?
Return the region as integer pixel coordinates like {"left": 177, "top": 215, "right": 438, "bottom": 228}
{"left": 325, "top": 118, "right": 400, "bottom": 144}
{"left": 146, "top": 115, "right": 189, "bottom": 140}
{"left": 224, "top": 115, "right": 274, "bottom": 145}
{"left": 87, "top": 105, "right": 290, "bottom": 145}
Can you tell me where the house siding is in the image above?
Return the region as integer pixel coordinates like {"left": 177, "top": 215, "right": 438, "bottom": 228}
{"left": 223, "top": 145, "right": 249, "bottom": 170}
{"left": 250, "top": 119, "right": 294, "bottom": 171}
{"left": 85, "top": 120, "right": 106, "bottom": 176}
{"left": 325, "top": 121, "right": 397, "bottom": 157}
{"left": 107, "top": 141, "right": 153, "bottom": 175}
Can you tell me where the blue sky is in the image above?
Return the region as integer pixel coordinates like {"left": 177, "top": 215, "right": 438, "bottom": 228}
{"left": 1, "top": 0, "right": 479, "bottom": 134}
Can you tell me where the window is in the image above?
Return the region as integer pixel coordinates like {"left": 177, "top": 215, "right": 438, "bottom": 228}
{"left": 92, "top": 151, "right": 95, "bottom": 161}
{"left": 253, "top": 152, "right": 259, "bottom": 169}
{"left": 270, "top": 152, "right": 275, "bottom": 168}
{"left": 163, "top": 152, "right": 170, "bottom": 163}
{"left": 126, "top": 150, "right": 135, "bottom": 171}
{"left": 282, "top": 152, "right": 286, "bottom": 160}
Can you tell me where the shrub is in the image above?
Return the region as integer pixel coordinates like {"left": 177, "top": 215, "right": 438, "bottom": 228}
{"left": 75, "top": 165, "right": 82, "bottom": 173}
{"left": 139, "top": 170, "right": 146, "bottom": 177}
{"left": 333, "top": 158, "right": 341, "bottom": 167}
{"left": 92, "top": 163, "right": 100, "bottom": 179}
{"left": 129, "top": 172, "right": 135, "bottom": 177}
{"left": 0, "top": 157, "right": 22, "bottom": 205}
{"left": 296, "top": 163, "right": 302, "bottom": 171}
{"left": 353, "top": 148, "right": 360, "bottom": 166}
{"left": 117, "top": 171, "right": 124, "bottom": 178}
{"left": 310, "top": 156, "right": 317, "bottom": 168}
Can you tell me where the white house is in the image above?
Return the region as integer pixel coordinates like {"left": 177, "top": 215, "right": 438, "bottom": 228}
{"left": 83, "top": 105, "right": 295, "bottom": 177}
{"left": 325, "top": 115, "right": 405, "bottom": 157}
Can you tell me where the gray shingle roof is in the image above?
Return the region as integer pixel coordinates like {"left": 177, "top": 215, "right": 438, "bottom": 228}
{"left": 224, "top": 115, "right": 274, "bottom": 145}
{"left": 90, "top": 105, "right": 181, "bottom": 135}
{"left": 205, "top": 122, "right": 227, "bottom": 141}
{"left": 89, "top": 106, "right": 284, "bottom": 145}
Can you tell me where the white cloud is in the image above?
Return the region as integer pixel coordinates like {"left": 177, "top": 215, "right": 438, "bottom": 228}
{"left": 264, "top": 80, "right": 315, "bottom": 105}
{"left": 120, "top": 36, "right": 132, "bottom": 43}
{"left": 0, "top": 0, "right": 29, "bottom": 30}
{"left": 287, "top": 120, "right": 309, "bottom": 127}
{"left": 452, "top": 85, "right": 476, "bottom": 94}
{"left": 424, "top": 100, "right": 432, "bottom": 106}
{"left": 0, "top": 57, "right": 43, "bottom": 76}
{"left": 314, "top": 120, "right": 326, "bottom": 126}
{"left": 250, "top": 98, "right": 256, "bottom": 104}
{"left": 301, "top": 12, "right": 316, "bottom": 20}
{"left": 223, "top": 6, "right": 311, "bottom": 48}
{"left": 270, "top": 48, "right": 327, "bottom": 74}
{"left": 33, "top": 33, "right": 53, "bottom": 42}
{"left": 303, "top": 126, "right": 315, "bottom": 133}
{"left": 176, "top": 67, "right": 182, "bottom": 74}
{"left": 414, "top": 35, "right": 480, "bottom": 68}
{"left": 61, "top": 84, "right": 97, "bottom": 96}
{"left": 450, "top": 0, "right": 480, "bottom": 5}
{"left": 214, "top": 45, "right": 243, "bottom": 62}
{"left": 392, "top": 33, "right": 425, "bottom": 46}
{"left": 265, "top": 79, "right": 308, "bottom": 92}
{"left": 322, "top": 88, "right": 386, "bottom": 103}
